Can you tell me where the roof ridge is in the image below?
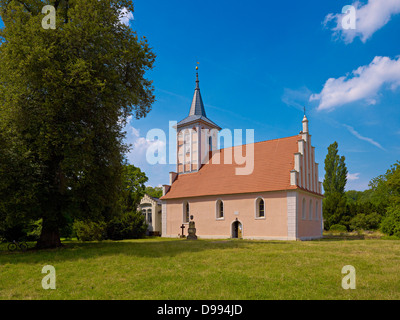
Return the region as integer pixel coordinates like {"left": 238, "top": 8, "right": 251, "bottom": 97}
{"left": 216, "top": 134, "right": 300, "bottom": 152}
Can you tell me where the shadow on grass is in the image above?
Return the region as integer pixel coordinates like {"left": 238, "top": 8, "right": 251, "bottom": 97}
{"left": 0, "top": 233, "right": 388, "bottom": 264}
{"left": 0, "top": 238, "right": 258, "bottom": 264}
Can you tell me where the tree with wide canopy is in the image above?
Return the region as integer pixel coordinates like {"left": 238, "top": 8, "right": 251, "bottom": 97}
{"left": 0, "top": 0, "right": 155, "bottom": 248}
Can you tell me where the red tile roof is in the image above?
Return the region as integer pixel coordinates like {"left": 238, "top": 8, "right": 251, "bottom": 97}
{"left": 161, "top": 135, "right": 304, "bottom": 200}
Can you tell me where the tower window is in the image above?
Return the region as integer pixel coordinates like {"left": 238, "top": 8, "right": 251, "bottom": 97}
{"left": 184, "top": 131, "right": 191, "bottom": 155}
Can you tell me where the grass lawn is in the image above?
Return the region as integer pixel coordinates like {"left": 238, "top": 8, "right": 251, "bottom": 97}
{"left": 0, "top": 236, "right": 399, "bottom": 300}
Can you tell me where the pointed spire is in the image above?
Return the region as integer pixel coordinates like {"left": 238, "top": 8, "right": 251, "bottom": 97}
{"left": 189, "top": 68, "right": 206, "bottom": 117}
{"left": 177, "top": 65, "right": 221, "bottom": 131}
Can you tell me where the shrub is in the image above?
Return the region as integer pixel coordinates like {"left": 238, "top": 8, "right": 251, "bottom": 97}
{"left": 106, "top": 211, "right": 148, "bottom": 240}
{"left": 106, "top": 220, "right": 125, "bottom": 241}
{"left": 329, "top": 224, "right": 348, "bottom": 232}
{"left": 73, "top": 212, "right": 147, "bottom": 242}
{"left": 380, "top": 206, "right": 400, "bottom": 237}
{"left": 122, "top": 211, "right": 148, "bottom": 239}
{"left": 349, "top": 212, "right": 381, "bottom": 231}
{"left": 73, "top": 220, "right": 107, "bottom": 241}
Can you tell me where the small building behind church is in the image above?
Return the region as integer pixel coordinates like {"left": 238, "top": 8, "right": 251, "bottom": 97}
{"left": 160, "top": 72, "right": 324, "bottom": 240}
{"left": 138, "top": 194, "right": 162, "bottom": 236}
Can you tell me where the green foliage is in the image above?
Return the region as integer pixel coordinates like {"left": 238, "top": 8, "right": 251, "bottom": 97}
{"left": 73, "top": 220, "right": 107, "bottom": 241}
{"left": 323, "top": 141, "right": 348, "bottom": 195}
{"left": 323, "top": 191, "right": 348, "bottom": 230}
{"left": 371, "top": 161, "right": 400, "bottom": 236}
{"left": 0, "top": 0, "right": 155, "bottom": 248}
{"left": 145, "top": 186, "right": 163, "bottom": 199}
{"left": 0, "top": 218, "right": 42, "bottom": 242}
{"left": 344, "top": 198, "right": 385, "bottom": 231}
{"left": 349, "top": 212, "right": 381, "bottom": 231}
{"left": 369, "top": 173, "right": 392, "bottom": 208}
{"left": 25, "top": 219, "right": 43, "bottom": 241}
{"left": 106, "top": 211, "right": 148, "bottom": 240}
{"left": 386, "top": 162, "right": 400, "bottom": 205}
{"left": 74, "top": 211, "right": 147, "bottom": 241}
{"left": 380, "top": 206, "right": 400, "bottom": 237}
{"left": 345, "top": 189, "right": 375, "bottom": 205}
{"left": 120, "top": 165, "right": 148, "bottom": 213}
{"left": 323, "top": 142, "right": 348, "bottom": 230}
{"left": 329, "top": 224, "right": 348, "bottom": 232}
{"left": 341, "top": 161, "right": 400, "bottom": 234}
{"left": 59, "top": 213, "right": 74, "bottom": 239}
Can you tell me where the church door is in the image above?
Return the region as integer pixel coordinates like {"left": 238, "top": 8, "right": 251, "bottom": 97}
{"left": 232, "top": 221, "right": 242, "bottom": 239}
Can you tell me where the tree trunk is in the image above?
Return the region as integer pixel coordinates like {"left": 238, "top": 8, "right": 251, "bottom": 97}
{"left": 35, "top": 156, "right": 65, "bottom": 250}
{"left": 36, "top": 219, "right": 62, "bottom": 249}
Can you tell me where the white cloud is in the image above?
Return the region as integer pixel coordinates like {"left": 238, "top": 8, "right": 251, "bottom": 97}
{"left": 347, "top": 172, "right": 360, "bottom": 181}
{"left": 126, "top": 127, "right": 166, "bottom": 165}
{"left": 131, "top": 126, "right": 140, "bottom": 138}
{"left": 324, "top": 0, "right": 400, "bottom": 43}
{"left": 119, "top": 7, "right": 134, "bottom": 26}
{"left": 343, "top": 124, "right": 385, "bottom": 150}
{"left": 310, "top": 56, "right": 400, "bottom": 111}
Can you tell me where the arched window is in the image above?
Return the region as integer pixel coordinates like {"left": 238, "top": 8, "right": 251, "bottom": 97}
{"left": 183, "top": 201, "right": 190, "bottom": 223}
{"left": 315, "top": 201, "right": 319, "bottom": 221}
{"left": 147, "top": 209, "right": 152, "bottom": 224}
{"left": 309, "top": 200, "right": 313, "bottom": 220}
{"left": 216, "top": 200, "right": 224, "bottom": 219}
{"left": 255, "top": 198, "right": 265, "bottom": 218}
{"left": 302, "top": 198, "right": 306, "bottom": 219}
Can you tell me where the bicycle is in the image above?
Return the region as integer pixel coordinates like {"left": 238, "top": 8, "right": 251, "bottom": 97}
{"left": 8, "top": 240, "right": 28, "bottom": 252}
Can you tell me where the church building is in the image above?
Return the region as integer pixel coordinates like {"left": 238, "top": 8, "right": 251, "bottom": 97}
{"left": 160, "top": 72, "right": 324, "bottom": 240}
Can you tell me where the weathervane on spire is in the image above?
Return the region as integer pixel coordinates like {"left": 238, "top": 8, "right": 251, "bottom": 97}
{"left": 195, "top": 62, "right": 200, "bottom": 88}
{"left": 303, "top": 105, "right": 306, "bottom": 116}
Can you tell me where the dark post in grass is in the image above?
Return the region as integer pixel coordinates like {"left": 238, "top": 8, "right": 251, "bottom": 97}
{"left": 180, "top": 224, "right": 186, "bottom": 238}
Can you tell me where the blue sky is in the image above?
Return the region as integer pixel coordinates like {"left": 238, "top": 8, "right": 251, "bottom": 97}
{"left": 123, "top": 0, "right": 400, "bottom": 191}
{"left": 2, "top": 0, "right": 400, "bottom": 191}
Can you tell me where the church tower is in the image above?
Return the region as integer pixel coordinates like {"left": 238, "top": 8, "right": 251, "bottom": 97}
{"left": 176, "top": 70, "right": 221, "bottom": 174}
